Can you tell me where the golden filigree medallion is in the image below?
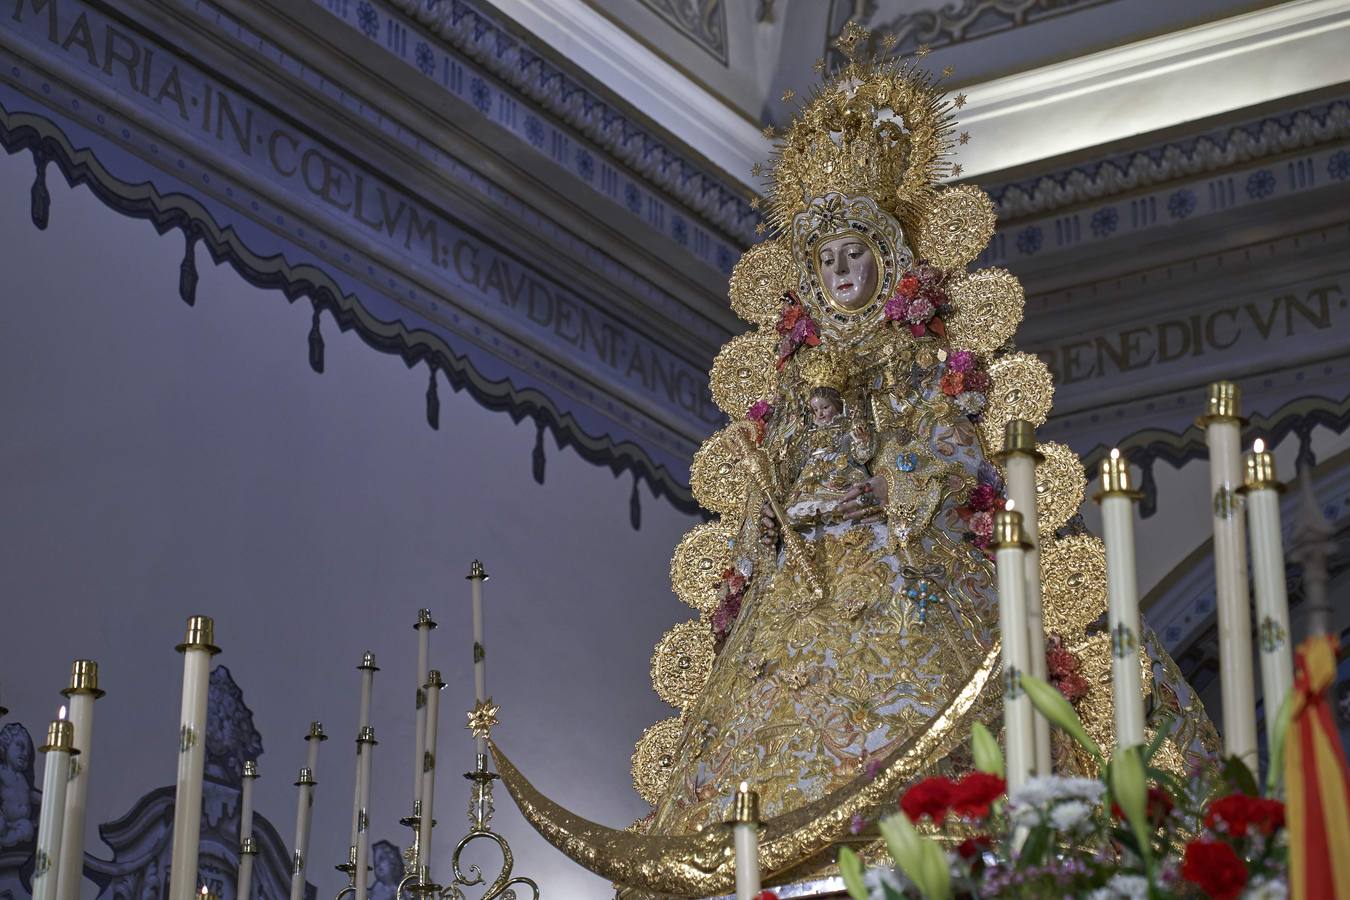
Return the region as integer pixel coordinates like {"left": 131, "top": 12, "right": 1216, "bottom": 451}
{"left": 980, "top": 352, "right": 1055, "bottom": 450}
{"left": 944, "top": 267, "right": 1024, "bottom": 356}
{"left": 650, "top": 621, "right": 715, "bottom": 710}
{"left": 728, "top": 238, "right": 797, "bottom": 326}
{"left": 1034, "top": 442, "right": 1087, "bottom": 535}
{"left": 630, "top": 717, "right": 684, "bottom": 806}
{"left": 1039, "top": 534, "right": 1108, "bottom": 637}
{"left": 912, "top": 185, "right": 997, "bottom": 270}
{"left": 690, "top": 428, "right": 751, "bottom": 517}
{"left": 710, "top": 331, "right": 780, "bottom": 416}
{"left": 670, "top": 521, "right": 736, "bottom": 615}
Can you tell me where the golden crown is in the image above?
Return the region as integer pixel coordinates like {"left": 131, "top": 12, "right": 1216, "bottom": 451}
{"left": 797, "top": 349, "right": 856, "bottom": 395}
{"left": 760, "top": 22, "right": 962, "bottom": 239}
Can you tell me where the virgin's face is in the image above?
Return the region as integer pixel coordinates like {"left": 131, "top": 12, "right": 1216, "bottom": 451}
{"left": 817, "top": 236, "right": 878, "bottom": 311}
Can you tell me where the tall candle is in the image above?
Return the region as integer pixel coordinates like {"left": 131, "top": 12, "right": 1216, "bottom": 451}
{"left": 236, "top": 761, "right": 258, "bottom": 900}
{"left": 1241, "top": 439, "right": 1295, "bottom": 746}
{"left": 1000, "top": 420, "right": 1051, "bottom": 776}
{"left": 288, "top": 767, "right": 317, "bottom": 900}
{"left": 729, "top": 782, "right": 761, "bottom": 900}
{"left": 467, "top": 562, "right": 489, "bottom": 756}
{"left": 169, "top": 616, "right": 220, "bottom": 900}
{"left": 350, "top": 653, "right": 379, "bottom": 849}
{"left": 411, "top": 610, "right": 436, "bottom": 809}
{"left": 1095, "top": 449, "right": 1147, "bottom": 748}
{"left": 993, "top": 507, "right": 1036, "bottom": 789}
{"left": 34, "top": 710, "right": 77, "bottom": 900}
{"left": 304, "top": 721, "right": 326, "bottom": 774}
{"left": 56, "top": 660, "right": 103, "bottom": 900}
{"left": 1199, "top": 381, "right": 1258, "bottom": 768}
{"left": 353, "top": 727, "right": 376, "bottom": 900}
{"left": 417, "top": 671, "right": 445, "bottom": 876}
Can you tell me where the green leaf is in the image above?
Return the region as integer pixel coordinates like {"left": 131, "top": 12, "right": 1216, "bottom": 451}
{"left": 1221, "top": 754, "right": 1260, "bottom": 797}
{"left": 838, "top": 846, "right": 869, "bottom": 900}
{"left": 1267, "top": 687, "right": 1297, "bottom": 794}
{"left": 1018, "top": 824, "right": 1052, "bottom": 868}
{"left": 971, "top": 722, "right": 1005, "bottom": 776}
{"left": 1110, "top": 746, "right": 1154, "bottom": 873}
{"left": 878, "top": 814, "right": 951, "bottom": 900}
{"left": 1021, "top": 674, "right": 1103, "bottom": 763}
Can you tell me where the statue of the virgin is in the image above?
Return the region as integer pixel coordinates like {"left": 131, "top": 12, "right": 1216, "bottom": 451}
{"left": 491, "top": 24, "right": 1217, "bottom": 897}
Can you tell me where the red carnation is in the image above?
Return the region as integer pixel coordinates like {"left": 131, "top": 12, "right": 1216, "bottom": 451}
{"left": 1181, "top": 839, "right": 1248, "bottom": 900}
{"left": 900, "top": 776, "right": 956, "bottom": 823}
{"left": 755, "top": 892, "right": 778, "bottom": 900}
{"left": 1112, "top": 786, "right": 1174, "bottom": 825}
{"left": 941, "top": 371, "right": 965, "bottom": 397}
{"left": 956, "top": 835, "right": 992, "bottom": 861}
{"left": 964, "top": 369, "right": 990, "bottom": 392}
{"left": 895, "top": 274, "right": 920, "bottom": 300}
{"left": 949, "top": 771, "right": 1006, "bottom": 820}
{"left": 1204, "top": 793, "right": 1285, "bottom": 837}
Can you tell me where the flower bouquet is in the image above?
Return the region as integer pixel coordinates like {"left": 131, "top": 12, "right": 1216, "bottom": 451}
{"left": 838, "top": 673, "right": 1294, "bottom": 899}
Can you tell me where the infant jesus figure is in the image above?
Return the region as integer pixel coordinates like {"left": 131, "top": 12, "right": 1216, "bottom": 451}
{"left": 782, "top": 386, "right": 881, "bottom": 529}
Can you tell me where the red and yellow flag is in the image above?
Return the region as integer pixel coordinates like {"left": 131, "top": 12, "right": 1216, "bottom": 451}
{"left": 1286, "top": 635, "right": 1350, "bottom": 900}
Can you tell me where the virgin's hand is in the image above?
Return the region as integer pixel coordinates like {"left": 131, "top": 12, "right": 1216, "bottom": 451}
{"left": 839, "top": 477, "right": 887, "bottom": 523}
{"left": 759, "top": 502, "right": 780, "bottom": 547}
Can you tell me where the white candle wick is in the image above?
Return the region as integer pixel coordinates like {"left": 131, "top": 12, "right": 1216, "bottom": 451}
{"left": 58, "top": 705, "right": 67, "bottom": 720}
{"left": 1253, "top": 437, "right": 1265, "bottom": 454}
{"left": 1110, "top": 447, "right": 1121, "bottom": 461}
{"left": 1005, "top": 498, "right": 1015, "bottom": 511}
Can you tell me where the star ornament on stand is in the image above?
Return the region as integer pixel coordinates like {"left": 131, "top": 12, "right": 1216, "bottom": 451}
{"left": 467, "top": 699, "right": 501, "bottom": 739}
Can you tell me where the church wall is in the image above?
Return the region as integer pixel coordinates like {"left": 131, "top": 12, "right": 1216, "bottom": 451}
{"left": 0, "top": 149, "right": 696, "bottom": 898}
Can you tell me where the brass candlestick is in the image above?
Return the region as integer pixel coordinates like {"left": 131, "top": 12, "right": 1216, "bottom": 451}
{"left": 435, "top": 710, "right": 538, "bottom": 900}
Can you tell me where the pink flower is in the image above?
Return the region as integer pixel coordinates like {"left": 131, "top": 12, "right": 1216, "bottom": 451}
{"left": 913, "top": 262, "right": 943, "bottom": 286}
{"left": 905, "top": 295, "right": 936, "bottom": 324}
{"left": 968, "top": 483, "right": 998, "bottom": 512}
{"left": 970, "top": 510, "right": 994, "bottom": 538}
{"left": 947, "top": 350, "right": 975, "bottom": 373}
{"left": 747, "top": 400, "right": 773, "bottom": 422}
{"left": 883, "top": 295, "right": 907, "bottom": 322}
{"left": 964, "top": 370, "right": 990, "bottom": 392}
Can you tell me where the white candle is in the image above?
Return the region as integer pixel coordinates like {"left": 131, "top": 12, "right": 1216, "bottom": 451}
{"left": 993, "top": 506, "right": 1036, "bottom": 789}
{"left": 304, "top": 721, "right": 326, "bottom": 774}
{"left": 34, "top": 709, "right": 77, "bottom": 900}
{"left": 288, "top": 767, "right": 317, "bottom": 900}
{"left": 417, "top": 671, "right": 445, "bottom": 875}
{"left": 1199, "top": 382, "right": 1259, "bottom": 768}
{"left": 236, "top": 761, "right": 258, "bottom": 900}
{"left": 1242, "top": 439, "right": 1295, "bottom": 748}
{"left": 56, "top": 660, "right": 103, "bottom": 900}
{"left": 354, "top": 727, "right": 376, "bottom": 900}
{"left": 169, "top": 616, "right": 219, "bottom": 900}
{"left": 411, "top": 610, "right": 436, "bottom": 809}
{"left": 467, "top": 562, "right": 489, "bottom": 756}
{"left": 350, "top": 654, "right": 378, "bottom": 848}
{"left": 730, "top": 782, "right": 760, "bottom": 900}
{"left": 1001, "top": 421, "right": 1051, "bottom": 776}
{"left": 1095, "top": 449, "right": 1147, "bottom": 748}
